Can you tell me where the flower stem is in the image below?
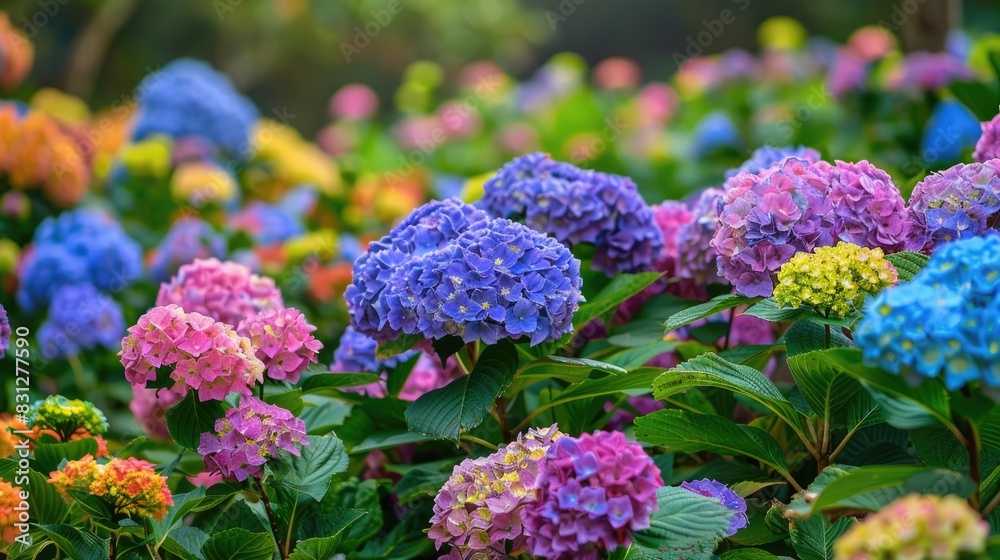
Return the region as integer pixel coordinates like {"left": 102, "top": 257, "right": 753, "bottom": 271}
{"left": 109, "top": 531, "right": 118, "bottom": 560}
{"left": 495, "top": 396, "right": 512, "bottom": 443}
{"left": 723, "top": 310, "right": 735, "bottom": 350}
{"left": 255, "top": 478, "right": 286, "bottom": 558}
{"left": 963, "top": 418, "right": 982, "bottom": 510}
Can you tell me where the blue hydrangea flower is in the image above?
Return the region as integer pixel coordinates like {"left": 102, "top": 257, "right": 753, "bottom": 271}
{"left": 691, "top": 111, "right": 743, "bottom": 157}
{"left": 856, "top": 235, "right": 1000, "bottom": 388}
{"left": 38, "top": 283, "right": 125, "bottom": 360}
{"left": 680, "top": 479, "right": 748, "bottom": 536}
{"left": 131, "top": 59, "right": 259, "bottom": 158}
{"left": 477, "top": 153, "right": 663, "bottom": 275}
{"left": 330, "top": 325, "right": 413, "bottom": 375}
{"left": 228, "top": 201, "right": 304, "bottom": 245}
{"left": 921, "top": 100, "right": 982, "bottom": 167}
{"left": 906, "top": 160, "right": 1000, "bottom": 253}
{"left": 18, "top": 208, "right": 143, "bottom": 312}
{"left": 346, "top": 199, "right": 490, "bottom": 341}
{"left": 0, "top": 303, "right": 10, "bottom": 359}
{"left": 726, "top": 145, "right": 821, "bottom": 178}
{"left": 150, "top": 218, "right": 227, "bottom": 282}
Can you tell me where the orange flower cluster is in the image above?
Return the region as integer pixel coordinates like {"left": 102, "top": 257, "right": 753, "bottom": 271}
{"left": 0, "top": 477, "right": 27, "bottom": 547}
{"left": 0, "top": 415, "right": 28, "bottom": 458}
{"left": 0, "top": 106, "right": 90, "bottom": 208}
{"left": 49, "top": 455, "right": 174, "bottom": 521}
{"left": 0, "top": 13, "right": 33, "bottom": 91}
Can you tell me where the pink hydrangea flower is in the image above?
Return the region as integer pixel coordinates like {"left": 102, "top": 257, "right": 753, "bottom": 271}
{"left": 973, "top": 112, "right": 1000, "bottom": 163}
{"left": 197, "top": 396, "right": 308, "bottom": 482}
{"left": 130, "top": 385, "right": 185, "bottom": 439}
{"left": 237, "top": 307, "right": 323, "bottom": 384}
{"left": 155, "top": 258, "right": 283, "bottom": 327}
{"left": 119, "top": 304, "right": 264, "bottom": 402}
{"left": 523, "top": 431, "right": 663, "bottom": 559}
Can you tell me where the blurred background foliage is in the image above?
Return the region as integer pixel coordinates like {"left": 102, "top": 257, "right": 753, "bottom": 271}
{"left": 5, "top": 0, "right": 999, "bottom": 136}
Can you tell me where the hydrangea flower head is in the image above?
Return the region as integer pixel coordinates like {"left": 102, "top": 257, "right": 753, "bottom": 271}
{"left": 150, "top": 218, "right": 227, "bottom": 282}
{"left": 27, "top": 395, "right": 108, "bottom": 441}
{"left": 523, "top": 430, "right": 663, "bottom": 559}
{"left": 0, "top": 13, "right": 33, "bottom": 91}
{"left": 49, "top": 455, "right": 174, "bottom": 521}
{"left": 0, "top": 477, "right": 25, "bottom": 546}
{"left": 429, "top": 425, "right": 563, "bottom": 558}
{"left": 774, "top": 243, "right": 897, "bottom": 318}
{"left": 680, "top": 479, "right": 748, "bottom": 536}
{"left": 130, "top": 386, "right": 184, "bottom": 440}
{"left": 726, "top": 145, "right": 821, "bottom": 178}
{"left": 906, "top": 160, "right": 1000, "bottom": 252}
{"left": 820, "top": 160, "right": 913, "bottom": 252}
{"left": 236, "top": 307, "right": 322, "bottom": 384}
{"left": 38, "top": 283, "right": 125, "bottom": 360}
{"left": 0, "top": 415, "right": 29, "bottom": 459}
{"left": 887, "top": 52, "right": 972, "bottom": 91}
{"left": 1, "top": 109, "right": 89, "bottom": 208}
{"left": 346, "top": 198, "right": 489, "bottom": 341}
{"left": 120, "top": 304, "right": 264, "bottom": 401}
{"left": 973, "top": 112, "right": 1000, "bottom": 163}
{"left": 833, "top": 494, "right": 988, "bottom": 560}
{"left": 18, "top": 208, "right": 143, "bottom": 312}
{"left": 0, "top": 304, "right": 9, "bottom": 359}
{"left": 156, "top": 258, "right": 284, "bottom": 327}
{"left": 712, "top": 157, "right": 836, "bottom": 297}
{"left": 132, "top": 59, "right": 259, "bottom": 158}
{"left": 197, "top": 397, "right": 308, "bottom": 481}
{"left": 477, "top": 153, "right": 664, "bottom": 275}
{"left": 855, "top": 235, "right": 1000, "bottom": 388}
{"left": 228, "top": 201, "right": 305, "bottom": 245}
{"left": 677, "top": 188, "right": 727, "bottom": 285}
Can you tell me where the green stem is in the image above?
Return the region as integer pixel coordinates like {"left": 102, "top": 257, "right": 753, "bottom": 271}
{"left": 283, "top": 497, "right": 298, "bottom": 558}
{"left": 723, "top": 310, "right": 736, "bottom": 350}
{"left": 109, "top": 531, "right": 119, "bottom": 560}
{"left": 983, "top": 488, "right": 1000, "bottom": 518}
{"left": 461, "top": 434, "right": 498, "bottom": 450}
{"left": 255, "top": 479, "right": 286, "bottom": 559}
{"left": 824, "top": 324, "right": 831, "bottom": 350}
{"left": 964, "top": 419, "right": 982, "bottom": 510}
{"left": 495, "top": 396, "right": 512, "bottom": 443}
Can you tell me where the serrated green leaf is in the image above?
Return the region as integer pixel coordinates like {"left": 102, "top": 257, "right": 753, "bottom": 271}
{"left": 405, "top": 339, "right": 519, "bottom": 442}
{"left": 720, "top": 550, "right": 781, "bottom": 560}
{"left": 787, "top": 349, "right": 866, "bottom": 428}
{"left": 885, "top": 251, "right": 930, "bottom": 283}
{"left": 166, "top": 392, "right": 226, "bottom": 450}
{"left": 783, "top": 320, "right": 852, "bottom": 357}
{"left": 630, "top": 486, "right": 735, "bottom": 558}
{"left": 32, "top": 524, "right": 109, "bottom": 560}
{"left": 161, "top": 527, "right": 209, "bottom": 560}
{"left": 291, "top": 509, "right": 367, "bottom": 559}
{"left": 201, "top": 528, "right": 275, "bottom": 560}
{"left": 263, "top": 388, "right": 304, "bottom": 416}
{"left": 636, "top": 409, "right": 790, "bottom": 474}
{"left": 516, "top": 355, "right": 627, "bottom": 386}
{"left": 743, "top": 297, "right": 810, "bottom": 323}
{"left": 789, "top": 514, "right": 854, "bottom": 560}
{"left": 32, "top": 438, "right": 99, "bottom": 475}
{"left": 275, "top": 434, "right": 349, "bottom": 500}
{"left": 811, "top": 465, "right": 975, "bottom": 512}
{"left": 394, "top": 467, "right": 450, "bottom": 504}
{"left": 0, "top": 460, "right": 69, "bottom": 525}
{"left": 575, "top": 272, "right": 663, "bottom": 329}
{"left": 664, "top": 294, "right": 758, "bottom": 332}
{"left": 729, "top": 480, "right": 786, "bottom": 498}
{"left": 301, "top": 373, "right": 383, "bottom": 395}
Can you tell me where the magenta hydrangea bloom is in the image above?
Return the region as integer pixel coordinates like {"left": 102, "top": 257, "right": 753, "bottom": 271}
{"left": 819, "top": 160, "right": 913, "bottom": 252}
{"left": 197, "top": 396, "right": 308, "bottom": 482}
{"left": 119, "top": 304, "right": 264, "bottom": 402}
{"left": 429, "top": 425, "right": 563, "bottom": 559}
{"left": 974, "top": 113, "right": 1000, "bottom": 163}
{"left": 478, "top": 153, "right": 664, "bottom": 275}
{"left": 906, "top": 160, "right": 1000, "bottom": 252}
{"left": 676, "top": 188, "right": 727, "bottom": 285}
{"left": 888, "top": 52, "right": 971, "bottom": 91}
{"left": 680, "top": 479, "right": 748, "bottom": 536}
{"left": 523, "top": 431, "right": 663, "bottom": 559}
{"left": 712, "top": 158, "right": 835, "bottom": 297}
{"left": 156, "top": 258, "right": 284, "bottom": 327}
{"left": 236, "top": 307, "right": 322, "bottom": 384}
{"left": 130, "top": 386, "right": 185, "bottom": 440}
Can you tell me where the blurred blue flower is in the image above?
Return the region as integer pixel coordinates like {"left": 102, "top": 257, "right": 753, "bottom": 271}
{"left": 150, "top": 218, "right": 227, "bottom": 282}
{"left": 691, "top": 111, "right": 743, "bottom": 157}
{"left": 38, "top": 283, "right": 125, "bottom": 360}
{"left": 921, "top": 100, "right": 981, "bottom": 167}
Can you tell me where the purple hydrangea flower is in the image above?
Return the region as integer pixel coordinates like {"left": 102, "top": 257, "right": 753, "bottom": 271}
{"left": 523, "top": 431, "right": 663, "bottom": 559}
{"left": 228, "top": 201, "right": 305, "bottom": 245}
{"left": 712, "top": 158, "right": 835, "bottom": 297}
{"left": 345, "top": 199, "right": 490, "bottom": 342}
{"left": 149, "top": 218, "right": 226, "bottom": 282}
{"left": 677, "top": 188, "right": 727, "bottom": 285}
{"left": 680, "top": 479, "right": 748, "bottom": 536}
{"left": 0, "top": 303, "right": 10, "bottom": 359}
{"left": 197, "top": 396, "right": 308, "bottom": 482}
{"left": 429, "top": 425, "right": 563, "bottom": 559}
{"left": 477, "top": 153, "right": 664, "bottom": 275}
{"left": 726, "top": 145, "right": 821, "bottom": 178}
{"left": 819, "top": 160, "right": 913, "bottom": 252}
{"left": 37, "top": 283, "right": 125, "bottom": 360}
{"left": 974, "top": 112, "right": 1000, "bottom": 163}
{"left": 906, "top": 160, "right": 1000, "bottom": 253}
{"left": 887, "top": 51, "right": 972, "bottom": 91}
{"left": 826, "top": 48, "right": 869, "bottom": 97}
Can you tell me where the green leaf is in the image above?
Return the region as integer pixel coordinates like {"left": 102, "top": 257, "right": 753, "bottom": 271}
{"left": 405, "top": 339, "right": 519, "bottom": 442}
{"left": 950, "top": 80, "right": 1000, "bottom": 121}
{"left": 542, "top": 367, "right": 662, "bottom": 408}
{"left": 743, "top": 297, "right": 810, "bottom": 323}
{"left": 153, "top": 487, "right": 230, "bottom": 543}
{"left": 291, "top": 509, "right": 367, "bottom": 559}
{"left": 811, "top": 465, "right": 975, "bottom": 512}
{"left": 575, "top": 272, "right": 663, "bottom": 329}
{"left": 783, "top": 320, "right": 852, "bottom": 357}
{"left": 166, "top": 391, "right": 227, "bottom": 450}
{"left": 32, "top": 524, "right": 109, "bottom": 560}
{"left": 0, "top": 460, "right": 69, "bottom": 524}
{"left": 32, "top": 438, "right": 99, "bottom": 475}
{"left": 201, "top": 528, "right": 276, "bottom": 560}
{"left": 431, "top": 335, "right": 465, "bottom": 366}
{"left": 630, "top": 485, "right": 736, "bottom": 557}
{"left": 517, "top": 355, "right": 627, "bottom": 386}
{"left": 210, "top": 500, "right": 269, "bottom": 534}
{"left": 652, "top": 353, "right": 810, "bottom": 443}
{"left": 664, "top": 294, "right": 757, "bottom": 332}
{"left": 394, "top": 467, "right": 450, "bottom": 504}
{"left": 301, "top": 373, "right": 383, "bottom": 395}
{"left": 730, "top": 480, "right": 786, "bottom": 498}
{"left": 635, "top": 409, "right": 790, "bottom": 474}
{"left": 161, "top": 527, "right": 209, "bottom": 560}
{"left": 263, "top": 388, "right": 304, "bottom": 416}
{"left": 787, "top": 349, "right": 866, "bottom": 426}
{"left": 719, "top": 550, "right": 781, "bottom": 560}
{"left": 376, "top": 333, "right": 423, "bottom": 360}
{"left": 885, "top": 251, "right": 929, "bottom": 283}
{"left": 789, "top": 514, "right": 854, "bottom": 560}
{"left": 275, "top": 434, "right": 349, "bottom": 501}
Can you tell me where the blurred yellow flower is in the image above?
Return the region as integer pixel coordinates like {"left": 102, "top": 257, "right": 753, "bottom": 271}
{"left": 120, "top": 136, "right": 173, "bottom": 178}
{"left": 758, "top": 16, "right": 807, "bottom": 50}
{"left": 249, "top": 119, "right": 340, "bottom": 198}
{"left": 30, "top": 88, "right": 91, "bottom": 125}
{"left": 171, "top": 161, "right": 237, "bottom": 205}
